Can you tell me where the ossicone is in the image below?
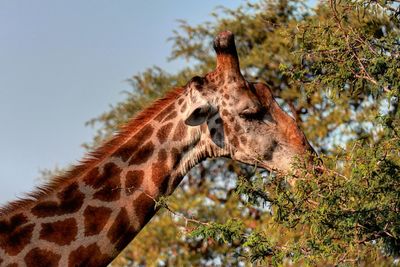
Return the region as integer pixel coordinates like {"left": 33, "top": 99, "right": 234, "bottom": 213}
{"left": 213, "top": 31, "right": 242, "bottom": 77}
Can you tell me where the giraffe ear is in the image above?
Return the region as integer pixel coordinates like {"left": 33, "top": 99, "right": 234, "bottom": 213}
{"left": 185, "top": 103, "right": 225, "bottom": 148}
{"left": 184, "top": 104, "right": 216, "bottom": 126}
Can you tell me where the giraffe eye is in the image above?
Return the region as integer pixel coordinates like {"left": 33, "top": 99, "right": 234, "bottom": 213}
{"left": 239, "top": 107, "right": 266, "bottom": 121}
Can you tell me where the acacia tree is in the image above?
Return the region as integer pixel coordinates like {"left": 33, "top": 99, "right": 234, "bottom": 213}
{"left": 81, "top": 0, "right": 399, "bottom": 265}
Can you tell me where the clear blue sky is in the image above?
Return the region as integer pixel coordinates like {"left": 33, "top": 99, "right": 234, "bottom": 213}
{"left": 0, "top": 0, "right": 247, "bottom": 205}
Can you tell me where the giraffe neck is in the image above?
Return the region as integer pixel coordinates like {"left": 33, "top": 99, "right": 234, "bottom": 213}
{"left": 0, "top": 88, "right": 223, "bottom": 266}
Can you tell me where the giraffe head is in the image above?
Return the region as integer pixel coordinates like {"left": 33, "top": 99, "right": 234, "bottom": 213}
{"left": 184, "top": 31, "right": 314, "bottom": 173}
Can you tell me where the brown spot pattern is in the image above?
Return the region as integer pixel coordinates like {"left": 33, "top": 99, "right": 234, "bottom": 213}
{"left": 39, "top": 218, "right": 77, "bottom": 245}
{"left": 107, "top": 208, "right": 136, "bottom": 251}
{"left": 158, "top": 149, "right": 168, "bottom": 162}
{"left": 6, "top": 263, "right": 18, "bottom": 267}
{"left": 107, "top": 208, "right": 129, "bottom": 244}
{"left": 31, "top": 182, "right": 84, "bottom": 218}
{"left": 180, "top": 102, "right": 187, "bottom": 113}
{"left": 0, "top": 214, "right": 34, "bottom": 256}
{"left": 83, "top": 206, "right": 112, "bottom": 236}
{"left": 0, "top": 213, "right": 27, "bottom": 232}
{"left": 81, "top": 168, "right": 99, "bottom": 187}
{"left": 155, "top": 104, "right": 175, "bottom": 122}
{"left": 93, "top": 186, "right": 119, "bottom": 202}
{"left": 156, "top": 122, "right": 173, "bottom": 144}
{"left": 84, "top": 163, "right": 120, "bottom": 188}
{"left": 240, "top": 136, "right": 247, "bottom": 145}
{"left": 224, "top": 125, "right": 231, "bottom": 136}
{"left": 234, "top": 123, "right": 241, "bottom": 132}
{"left": 113, "top": 125, "right": 154, "bottom": 161}
{"left": 91, "top": 163, "right": 122, "bottom": 202}
{"left": 151, "top": 149, "right": 170, "bottom": 195}
{"left": 129, "top": 141, "right": 155, "bottom": 165}
{"left": 125, "top": 170, "right": 145, "bottom": 196}
{"left": 231, "top": 135, "right": 240, "bottom": 148}
{"left": 171, "top": 143, "right": 191, "bottom": 169}
{"left": 178, "top": 98, "right": 184, "bottom": 105}
{"left": 132, "top": 193, "right": 156, "bottom": 227}
{"left": 68, "top": 244, "right": 109, "bottom": 267}
{"left": 24, "top": 247, "right": 61, "bottom": 267}
{"left": 172, "top": 120, "right": 187, "bottom": 141}
{"left": 171, "top": 148, "right": 181, "bottom": 168}
{"left": 162, "top": 110, "right": 177, "bottom": 122}
{"left": 171, "top": 176, "right": 184, "bottom": 190}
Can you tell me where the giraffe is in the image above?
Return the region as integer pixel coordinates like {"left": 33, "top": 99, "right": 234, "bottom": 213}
{"left": 0, "top": 31, "right": 314, "bottom": 266}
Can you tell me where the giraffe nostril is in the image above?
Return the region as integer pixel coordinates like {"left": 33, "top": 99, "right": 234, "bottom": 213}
{"left": 263, "top": 140, "right": 278, "bottom": 161}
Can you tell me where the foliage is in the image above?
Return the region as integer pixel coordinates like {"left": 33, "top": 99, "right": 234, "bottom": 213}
{"left": 79, "top": 0, "right": 400, "bottom": 266}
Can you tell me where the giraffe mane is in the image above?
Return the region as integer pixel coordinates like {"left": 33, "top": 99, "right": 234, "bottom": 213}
{"left": 0, "top": 86, "right": 186, "bottom": 216}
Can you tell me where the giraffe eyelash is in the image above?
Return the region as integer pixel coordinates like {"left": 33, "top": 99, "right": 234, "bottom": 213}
{"left": 239, "top": 107, "right": 267, "bottom": 121}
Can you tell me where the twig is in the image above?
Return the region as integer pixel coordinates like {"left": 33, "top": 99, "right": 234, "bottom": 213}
{"left": 315, "top": 165, "right": 350, "bottom": 181}
{"left": 113, "top": 185, "right": 210, "bottom": 227}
